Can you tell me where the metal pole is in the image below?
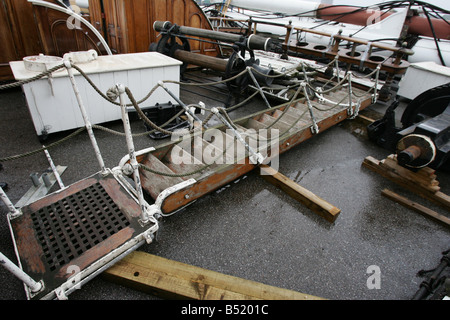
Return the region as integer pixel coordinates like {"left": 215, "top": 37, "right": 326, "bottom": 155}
{"left": 64, "top": 60, "right": 107, "bottom": 174}
{"left": 0, "top": 187, "right": 19, "bottom": 216}
{"left": 347, "top": 71, "right": 354, "bottom": 116}
{"left": 43, "top": 146, "right": 65, "bottom": 189}
{"left": 157, "top": 81, "right": 206, "bottom": 128}
{"left": 153, "top": 21, "right": 274, "bottom": 51}
{"left": 301, "top": 82, "right": 319, "bottom": 134}
{"left": 154, "top": 20, "right": 242, "bottom": 44}
{"left": 116, "top": 84, "right": 149, "bottom": 224}
{"left": 211, "top": 107, "right": 264, "bottom": 164}
{"left": 0, "top": 252, "right": 42, "bottom": 293}
{"left": 247, "top": 67, "right": 271, "bottom": 109}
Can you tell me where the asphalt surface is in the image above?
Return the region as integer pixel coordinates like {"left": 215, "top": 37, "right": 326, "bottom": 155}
{"left": 0, "top": 71, "right": 449, "bottom": 301}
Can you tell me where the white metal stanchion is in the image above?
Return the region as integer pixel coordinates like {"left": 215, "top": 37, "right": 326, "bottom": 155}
{"left": 43, "top": 146, "right": 65, "bottom": 189}
{"left": 64, "top": 60, "right": 107, "bottom": 174}
{"left": 0, "top": 187, "right": 19, "bottom": 217}
{"left": 0, "top": 187, "right": 43, "bottom": 294}
{"left": 0, "top": 252, "right": 43, "bottom": 293}
{"left": 116, "top": 84, "right": 150, "bottom": 224}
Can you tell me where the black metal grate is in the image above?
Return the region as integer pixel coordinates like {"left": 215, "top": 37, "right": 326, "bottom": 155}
{"left": 30, "top": 183, "right": 130, "bottom": 271}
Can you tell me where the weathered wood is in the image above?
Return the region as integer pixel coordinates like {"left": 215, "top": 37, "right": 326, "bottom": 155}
{"left": 0, "top": 0, "right": 43, "bottom": 81}
{"left": 356, "top": 114, "right": 376, "bottom": 125}
{"left": 381, "top": 189, "right": 450, "bottom": 228}
{"left": 381, "top": 156, "right": 440, "bottom": 192}
{"left": 100, "top": 0, "right": 219, "bottom": 56}
{"left": 155, "top": 94, "right": 373, "bottom": 214}
{"left": 362, "top": 156, "right": 450, "bottom": 211}
{"left": 103, "top": 251, "right": 324, "bottom": 300}
{"left": 139, "top": 153, "right": 185, "bottom": 199}
{"left": 259, "top": 164, "right": 341, "bottom": 222}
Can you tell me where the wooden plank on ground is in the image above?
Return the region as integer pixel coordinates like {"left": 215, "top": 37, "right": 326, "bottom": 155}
{"left": 362, "top": 156, "right": 450, "bottom": 211}
{"left": 103, "top": 251, "right": 324, "bottom": 300}
{"left": 381, "top": 189, "right": 450, "bottom": 228}
{"left": 259, "top": 164, "right": 341, "bottom": 222}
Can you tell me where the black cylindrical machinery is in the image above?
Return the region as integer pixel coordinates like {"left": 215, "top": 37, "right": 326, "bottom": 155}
{"left": 368, "top": 84, "right": 450, "bottom": 171}
{"left": 151, "top": 21, "right": 276, "bottom": 90}
{"left": 153, "top": 21, "right": 276, "bottom": 52}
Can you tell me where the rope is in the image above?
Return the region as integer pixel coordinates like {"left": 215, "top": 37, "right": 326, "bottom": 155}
{"left": 0, "top": 50, "right": 377, "bottom": 173}
{"left": 0, "top": 127, "right": 86, "bottom": 162}
{"left": 0, "top": 64, "right": 66, "bottom": 90}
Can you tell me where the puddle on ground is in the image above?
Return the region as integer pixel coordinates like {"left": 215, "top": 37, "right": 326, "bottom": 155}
{"left": 339, "top": 109, "right": 384, "bottom": 140}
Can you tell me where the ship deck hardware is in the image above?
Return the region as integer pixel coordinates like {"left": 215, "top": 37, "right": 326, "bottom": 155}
{"left": 0, "top": 17, "right": 448, "bottom": 300}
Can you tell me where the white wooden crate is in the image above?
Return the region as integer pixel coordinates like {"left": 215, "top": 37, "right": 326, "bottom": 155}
{"left": 10, "top": 52, "right": 182, "bottom": 138}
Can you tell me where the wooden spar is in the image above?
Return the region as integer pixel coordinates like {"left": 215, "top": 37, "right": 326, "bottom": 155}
{"left": 259, "top": 164, "right": 340, "bottom": 222}
{"left": 174, "top": 49, "right": 228, "bottom": 72}
{"left": 381, "top": 189, "right": 450, "bottom": 228}
{"left": 362, "top": 156, "right": 450, "bottom": 211}
{"left": 103, "top": 251, "right": 324, "bottom": 300}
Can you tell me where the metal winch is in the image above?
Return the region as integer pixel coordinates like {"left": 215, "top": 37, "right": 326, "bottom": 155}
{"left": 368, "top": 83, "right": 450, "bottom": 170}
{"left": 150, "top": 21, "right": 276, "bottom": 94}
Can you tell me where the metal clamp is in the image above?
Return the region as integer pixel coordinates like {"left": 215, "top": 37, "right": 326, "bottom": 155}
{"left": 211, "top": 107, "right": 265, "bottom": 164}
{"left": 347, "top": 72, "right": 354, "bottom": 116}
{"left": 247, "top": 67, "right": 271, "bottom": 109}
{"left": 301, "top": 83, "right": 319, "bottom": 134}
{"left": 147, "top": 178, "right": 197, "bottom": 220}
{"left": 158, "top": 81, "right": 205, "bottom": 128}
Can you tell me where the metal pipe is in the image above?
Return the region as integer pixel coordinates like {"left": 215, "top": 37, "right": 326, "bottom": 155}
{"left": 247, "top": 67, "right": 271, "bottom": 109}
{"left": 347, "top": 72, "right": 354, "bottom": 116}
{"left": 397, "top": 145, "right": 422, "bottom": 166}
{"left": 117, "top": 84, "right": 149, "bottom": 224}
{"left": 301, "top": 82, "right": 319, "bottom": 134}
{"left": 0, "top": 252, "right": 43, "bottom": 293}
{"left": 157, "top": 81, "right": 205, "bottom": 128}
{"left": 0, "top": 187, "right": 19, "bottom": 216}
{"left": 43, "top": 146, "right": 65, "bottom": 189}
{"left": 154, "top": 20, "right": 243, "bottom": 43}
{"left": 211, "top": 107, "right": 264, "bottom": 164}
{"left": 154, "top": 21, "right": 275, "bottom": 51}
{"left": 64, "top": 60, "right": 107, "bottom": 174}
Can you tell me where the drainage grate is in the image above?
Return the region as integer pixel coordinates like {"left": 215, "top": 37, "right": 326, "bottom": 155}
{"left": 30, "top": 183, "right": 130, "bottom": 271}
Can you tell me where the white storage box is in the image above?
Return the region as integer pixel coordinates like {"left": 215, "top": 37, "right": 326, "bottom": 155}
{"left": 10, "top": 52, "right": 182, "bottom": 139}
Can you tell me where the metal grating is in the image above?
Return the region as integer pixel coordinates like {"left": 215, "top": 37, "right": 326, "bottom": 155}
{"left": 30, "top": 183, "right": 130, "bottom": 271}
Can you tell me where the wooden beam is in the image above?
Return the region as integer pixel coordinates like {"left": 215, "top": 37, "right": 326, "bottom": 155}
{"left": 103, "top": 251, "right": 324, "bottom": 300}
{"left": 381, "top": 189, "right": 450, "bottom": 228}
{"left": 259, "top": 164, "right": 341, "bottom": 223}
{"left": 362, "top": 156, "right": 450, "bottom": 211}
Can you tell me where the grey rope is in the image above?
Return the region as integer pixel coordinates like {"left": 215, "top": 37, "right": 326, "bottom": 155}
{"left": 0, "top": 127, "right": 86, "bottom": 162}
{"left": 0, "top": 64, "right": 66, "bottom": 90}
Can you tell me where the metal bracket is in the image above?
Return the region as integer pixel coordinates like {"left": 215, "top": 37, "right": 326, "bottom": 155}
{"left": 347, "top": 72, "right": 354, "bottom": 116}
{"left": 55, "top": 287, "right": 68, "bottom": 300}
{"left": 14, "top": 165, "right": 67, "bottom": 209}
{"left": 247, "top": 67, "right": 271, "bottom": 109}
{"left": 148, "top": 178, "right": 197, "bottom": 220}
{"left": 211, "top": 107, "right": 265, "bottom": 164}
{"left": 158, "top": 81, "right": 206, "bottom": 129}
{"left": 301, "top": 83, "right": 319, "bottom": 134}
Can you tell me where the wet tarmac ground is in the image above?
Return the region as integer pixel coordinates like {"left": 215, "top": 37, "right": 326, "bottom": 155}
{"left": 0, "top": 71, "right": 449, "bottom": 301}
